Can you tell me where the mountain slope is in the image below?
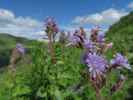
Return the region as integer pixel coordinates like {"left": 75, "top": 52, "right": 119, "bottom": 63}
{"left": 106, "top": 11, "right": 133, "bottom": 54}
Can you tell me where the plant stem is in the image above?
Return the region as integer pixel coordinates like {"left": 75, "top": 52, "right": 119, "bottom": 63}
{"left": 48, "top": 32, "right": 56, "bottom": 64}
{"left": 96, "top": 89, "right": 101, "bottom": 100}
{"left": 90, "top": 78, "right": 102, "bottom": 100}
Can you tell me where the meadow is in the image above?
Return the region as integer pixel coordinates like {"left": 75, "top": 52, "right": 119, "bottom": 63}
{"left": 0, "top": 12, "right": 133, "bottom": 100}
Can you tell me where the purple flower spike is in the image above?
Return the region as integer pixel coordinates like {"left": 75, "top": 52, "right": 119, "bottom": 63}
{"left": 111, "top": 53, "right": 131, "bottom": 70}
{"left": 85, "top": 53, "right": 108, "bottom": 78}
{"left": 45, "top": 17, "right": 59, "bottom": 33}
{"left": 16, "top": 43, "right": 25, "bottom": 55}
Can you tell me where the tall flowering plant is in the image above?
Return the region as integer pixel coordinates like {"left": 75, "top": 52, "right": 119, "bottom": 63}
{"left": 9, "top": 43, "right": 25, "bottom": 85}
{"left": 68, "top": 26, "right": 131, "bottom": 99}
{"left": 85, "top": 27, "right": 130, "bottom": 99}
{"left": 45, "top": 17, "right": 59, "bottom": 63}
{"left": 10, "top": 43, "right": 25, "bottom": 69}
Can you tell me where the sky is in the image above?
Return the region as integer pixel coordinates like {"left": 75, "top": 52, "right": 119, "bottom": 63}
{"left": 0, "top": 0, "right": 133, "bottom": 40}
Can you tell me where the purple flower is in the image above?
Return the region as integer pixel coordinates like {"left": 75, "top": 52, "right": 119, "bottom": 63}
{"left": 69, "top": 35, "right": 81, "bottom": 45}
{"left": 110, "top": 53, "right": 131, "bottom": 70}
{"left": 45, "top": 17, "right": 59, "bottom": 33}
{"left": 97, "top": 32, "right": 105, "bottom": 43}
{"left": 83, "top": 40, "right": 94, "bottom": 50}
{"left": 85, "top": 53, "right": 108, "bottom": 78}
{"left": 16, "top": 43, "right": 25, "bottom": 55}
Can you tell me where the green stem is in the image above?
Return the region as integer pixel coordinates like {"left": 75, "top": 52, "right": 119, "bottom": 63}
{"left": 48, "top": 32, "right": 56, "bottom": 64}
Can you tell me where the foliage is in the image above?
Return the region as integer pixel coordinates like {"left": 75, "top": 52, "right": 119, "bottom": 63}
{"left": 106, "top": 11, "right": 133, "bottom": 54}
{"left": 0, "top": 42, "right": 132, "bottom": 100}
{"left": 0, "top": 12, "right": 133, "bottom": 100}
{"left": 106, "top": 11, "right": 133, "bottom": 100}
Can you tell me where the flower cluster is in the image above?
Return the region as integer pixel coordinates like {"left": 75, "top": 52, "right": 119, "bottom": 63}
{"left": 43, "top": 17, "right": 131, "bottom": 98}
{"left": 70, "top": 33, "right": 81, "bottom": 45}
{"left": 67, "top": 28, "right": 86, "bottom": 48}
{"left": 81, "top": 26, "right": 131, "bottom": 95}
{"left": 85, "top": 53, "right": 108, "bottom": 79}
{"left": 45, "top": 17, "right": 59, "bottom": 33}
{"left": 66, "top": 26, "right": 131, "bottom": 96}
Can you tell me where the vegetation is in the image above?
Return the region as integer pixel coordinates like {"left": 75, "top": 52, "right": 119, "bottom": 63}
{"left": 107, "top": 11, "right": 133, "bottom": 54}
{"left": 0, "top": 11, "right": 133, "bottom": 100}
{"left": 106, "top": 11, "right": 133, "bottom": 100}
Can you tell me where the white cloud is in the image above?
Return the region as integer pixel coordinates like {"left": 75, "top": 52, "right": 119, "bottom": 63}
{"left": 73, "top": 8, "right": 128, "bottom": 25}
{"left": 0, "top": 8, "right": 43, "bottom": 39}
{"left": 128, "top": 2, "right": 133, "bottom": 9}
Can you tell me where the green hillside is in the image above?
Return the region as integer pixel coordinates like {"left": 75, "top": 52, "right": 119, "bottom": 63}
{"left": 106, "top": 11, "right": 133, "bottom": 54}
